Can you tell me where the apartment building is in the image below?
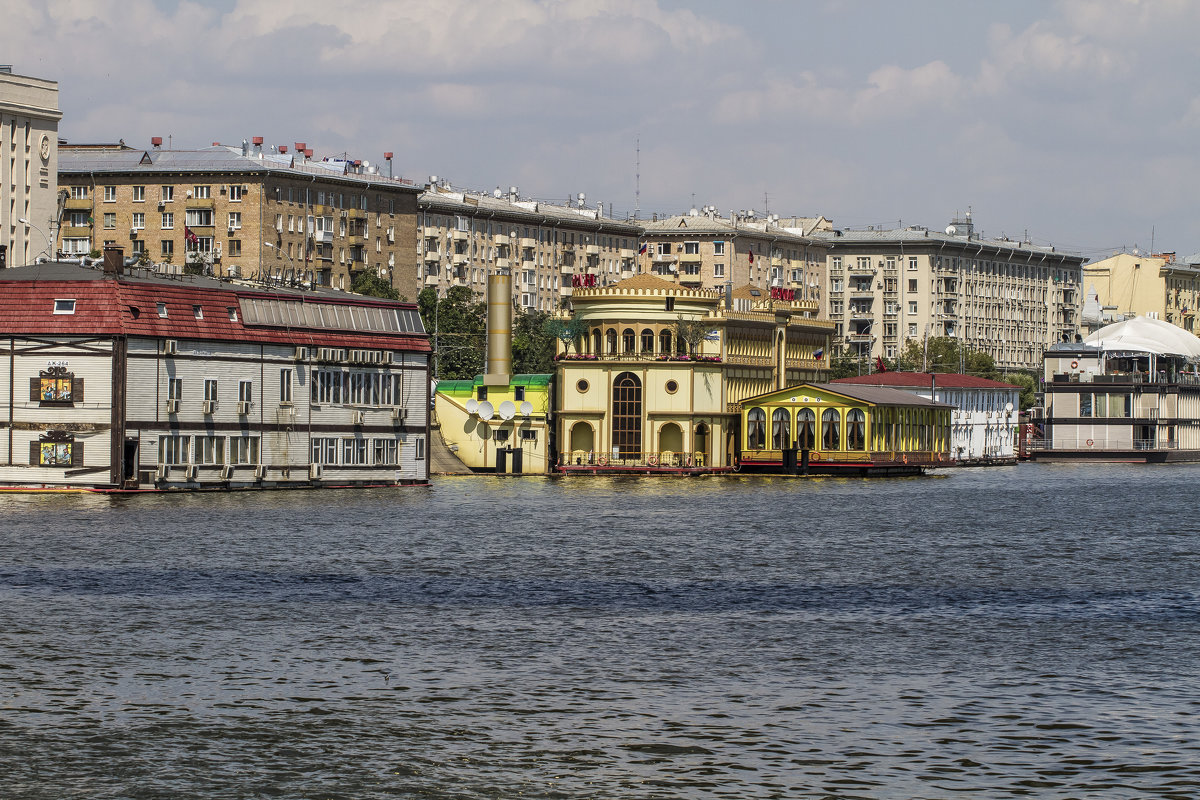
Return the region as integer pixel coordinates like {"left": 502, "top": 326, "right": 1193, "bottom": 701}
{"left": 814, "top": 213, "right": 1086, "bottom": 371}
{"left": 0, "top": 67, "right": 60, "bottom": 270}
{"left": 1081, "top": 251, "right": 1200, "bottom": 333}
{"left": 56, "top": 140, "right": 421, "bottom": 299}
{"left": 418, "top": 183, "right": 641, "bottom": 311}
{"left": 639, "top": 209, "right": 830, "bottom": 302}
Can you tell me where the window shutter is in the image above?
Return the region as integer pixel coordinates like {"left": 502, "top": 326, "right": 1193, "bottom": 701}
{"left": 72, "top": 442, "right": 84, "bottom": 467}
{"left": 74, "top": 378, "right": 85, "bottom": 403}
{"left": 30, "top": 441, "right": 40, "bottom": 465}
{"left": 30, "top": 377, "right": 40, "bottom": 402}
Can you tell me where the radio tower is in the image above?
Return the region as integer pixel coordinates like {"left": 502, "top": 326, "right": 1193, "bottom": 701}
{"left": 634, "top": 136, "right": 640, "bottom": 221}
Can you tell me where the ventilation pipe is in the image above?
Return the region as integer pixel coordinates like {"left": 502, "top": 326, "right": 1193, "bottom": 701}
{"left": 485, "top": 270, "right": 513, "bottom": 386}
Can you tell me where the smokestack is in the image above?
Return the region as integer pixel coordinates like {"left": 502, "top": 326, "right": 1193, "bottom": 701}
{"left": 485, "top": 270, "right": 512, "bottom": 386}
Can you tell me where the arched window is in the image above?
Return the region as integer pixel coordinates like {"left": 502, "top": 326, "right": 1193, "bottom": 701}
{"left": 612, "top": 372, "right": 642, "bottom": 457}
{"left": 771, "top": 408, "right": 791, "bottom": 450}
{"left": 797, "top": 408, "right": 816, "bottom": 449}
{"left": 606, "top": 328, "right": 617, "bottom": 355}
{"left": 622, "top": 328, "right": 636, "bottom": 353}
{"left": 591, "top": 329, "right": 601, "bottom": 355}
{"left": 658, "top": 422, "right": 683, "bottom": 455}
{"left": 847, "top": 408, "right": 866, "bottom": 450}
{"left": 747, "top": 407, "right": 766, "bottom": 450}
{"left": 569, "top": 421, "right": 594, "bottom": 458}
{"left": 641, "top": 328, "right": 654, "bottom": 354}
{"left": 822, "top": 408, "right": 840, "bottom": 450}
{"left": 659, "top": 329, "right": 672, "bottom": 355}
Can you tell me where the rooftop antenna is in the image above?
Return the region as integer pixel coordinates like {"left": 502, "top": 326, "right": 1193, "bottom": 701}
{"left": 764, "top": 191, "right": 770, "bottom": 217}
{"left": 634, "top": 135, "right": 640, "bottom": 221}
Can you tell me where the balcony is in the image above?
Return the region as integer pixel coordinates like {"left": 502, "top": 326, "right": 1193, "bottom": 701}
{"left": 619, "top": 248, "right": 635, "bottom": 259}
{"left": 64, "top": 197, "right": 90, "bottom": 210}
{"left": 519, "top": 237, "right": 537, "bottom": 249}
{"left": 496, "top": 258, "right": 511, "bottom": 270}
{"left": 585, "top": 244, "right": 600, "bottom": 256}
{"left": 452, "top": 253, "right": 469, "bottom": 266}
{"left": 424, "top": 274, "right": 440, "bottom": 286}
{"left": 559, "top": 263, "right": 574, "bottom": 275}
{"left": 62, "top": 225, "right": 91, "bottom": 237}
{"left": 311, "top": 204, "right": 328, "bottom": 215}
{"left": 347, "top": 208, "right": 365, "bottom": 220}
{"left": 423, "top": 249, "right": 440, "bottom": 262}
{"left": 770, "top": 256, "right": 783, "bottom": 267}
{"left": 450, "top": 229, "right": 468, "bottom": 242}
{"left": 679, "top": 252, "right": 701, "bottom": 264}
{"left": 493, "top": 234, "right": 510, "bottom": 246}
{"left": 347, "top": 234, "right": 365, "bottom": 246}
{"left": 313, "top": 230, "right": 333, "bottom": 244}
{"left": 652, "top": 253, "right": 677, "bottom": 264}
{"left": 186, "top": 198, "right": 215, "bottom": 210}
{"left": 849, "top": 263, "right": 876, "bottom": 275}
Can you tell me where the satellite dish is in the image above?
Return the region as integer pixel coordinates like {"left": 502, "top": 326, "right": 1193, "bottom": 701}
{"left": 465, "top": 398, "right": 479, "bottom": 415}
{"left": 498, "top": 400, "right": 516, "bottom": 421}
{"left": 519, "top": 401, "right": 533, "bottom": 417}
{"left": 1005, "top": 402, "right": 1014, "bottom": 414}
{"left": 478, "top": 401, "right": 494, "bottom": 421}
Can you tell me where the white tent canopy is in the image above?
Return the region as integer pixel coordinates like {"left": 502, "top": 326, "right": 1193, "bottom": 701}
{"left": 1083, "top": 316, "right": 1200, "bottom": 359}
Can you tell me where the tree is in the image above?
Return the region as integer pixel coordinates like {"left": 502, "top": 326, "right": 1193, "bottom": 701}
{"left": 1002, "top": 370, "right": 1039, "bottom": 411}
{"left": 418, "top": 286, "right": 486, "bottom": 380}
{"left": 351, "top": 269, "right": 399, "bottom": 300}
{"left": 895, "top": 336, "right": 998, "bottom": 379}
{"left": 673, "top": 315, "right": 711, "bottom": 355}
{"left": 827, "top": 347, "right": 863, "bottom": 379}
{"left": 543, "top": 316, "right": 588, "bottom": 356}
{"left": 512, "top": 309, "right": 557, "bottom": 374}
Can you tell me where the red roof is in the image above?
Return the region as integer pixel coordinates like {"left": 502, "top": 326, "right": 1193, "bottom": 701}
{"left": 831, "top": 372, "right": 1021, "bottom": 390}
{"left": 0, "top": 267, "right": 429, "bottom": 352}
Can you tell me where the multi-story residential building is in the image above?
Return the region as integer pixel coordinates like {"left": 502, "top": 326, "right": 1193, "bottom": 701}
{"left": 814, "top": 213, "right": 1086, "bottom": 371}
{"left": 0, "top": 248, "right": 431, "bottom": 490}
{"left": 417, "top": 183, "right": 641, "bottom": 311}
{"left": 1, "top": 67, "right": 60, "bottom": 270}
{"left": 56, "top": 140, "right": 421, "bottom": 299}
{"left": 638, "top": 209, "right": 830, "bottom": 302}
{"left": 1080, "top": 251, "right": 1200, "bottom": 334}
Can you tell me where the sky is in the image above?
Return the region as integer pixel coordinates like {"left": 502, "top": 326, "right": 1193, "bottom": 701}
{"left": 6, "top": 0, "right": 1199, "bottom": 261}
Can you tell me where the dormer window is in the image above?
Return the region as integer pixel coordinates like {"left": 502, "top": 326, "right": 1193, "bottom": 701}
{"left": 53, "top": 299, "right": 76, "bottom": 315}
{"left": 157, "top": 302, "right": 167, "bottom": 318}
{"left": 193, "top": 305, "right": 203, "bottom": 319}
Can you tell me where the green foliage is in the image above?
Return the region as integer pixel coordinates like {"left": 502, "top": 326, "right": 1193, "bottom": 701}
{"left": 543, "top": 316, "right": 589, "bottom": 355}
{"left": 350, "top": 269, "right": 399, "bottom": 300}
{"left": 513, "top": 310, "right": 557, "bottom": 374}
{"left": 1001, "top": 370, "right": 1039, "bottom": 411}
{"left": 673, "top": 315, "right": 711, "bottom": 354}
{"left": 419, "top": 286, "right": 486, "bottom": 380}
{"left": 828, "top": 347, "right": 864, "bottom": 379}
{"left": 895, "top": 336, "right": 998, "bottom": 379}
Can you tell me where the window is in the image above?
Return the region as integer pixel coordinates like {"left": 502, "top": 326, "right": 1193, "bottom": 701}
{"left": 159, "top": 435, "right": 189, "bottom": 465}
{"left": 103, "top": 213, "right": 116, "bottom": 229}
{"left": 772, "top": 408, "right": 791, "bottom": 450}
{"left": 238, "top": 380, "right": 253, "bottom": 404}
{"left": 713, "top": 241, "right": 725, "bottom": 256}
{"left": 908, "top": 323, "right": 918, "bottom": 336}
{"left": 857, "top": 257, "right": 871, "bottom": 271}
{"left": 70, "top": 186, "right": 88, "bottom": 199}
{"left": 908, "top": 279, "right": 918, "bottom": 292}
{"left": 311, "top": 437, "right": 338, "bottom": 464}
{"left": 576, "top": 379, "right": 589, "bottom": 393}
{"left": 228, "top": 240, "right": 241, "bottom": 257}
{"left": 909, "top": 256, "right": 918, "bottom": 270}
{"left": 908, "top": 301, "right": 918, "bottom": 314}
{"left": 280, "top": 369, "right": 293, "bottom": 403}
{"left": 53, "top": 299, "right": 75, "bottom": 315}
{"left": 195, "top": 435, "right": 225, "bottom": 465}
{"left": 683, "top": 241, "right": 700, "bottom": 254}
{"left": 193, "top": 185, "right": 211, "bottom": 199}
{"left": 37, "top": 434, "right": 76, "bottom": 466}
{"left": 185, "top": 209, "right": 213, "bottom": 227}
{"left": 131, "top": 240, "right": 145, "bottom": 256}
{"left": 229, "top": 184, "right": 243, "bottom": 201}
{"left": 157, "top": 302, "right": 168, "bottom": 318}
{"left": 514, "top": 385, "right": 526, "bottom": 402}
{"left": 343, "top": 438, "right": 368, "bottom": 465}
{"left": 747, "top": 408, "right": 766, "bottom": 450}
{"left": 230, "top": 436, "right": 260, "bottom": 465}
{"left": 822, "top": 408, "right": 841, "bottom": 450}
{"left": 797, "top": 408, "right": 816, "bottom": 449}
{"left": 35, "top": 367, "right": 78, "bottom": 404}
{"left": 847, "top": 408, "right": 866, "bottom": 450}
{"left": 104, "top": 185, "right": 116, "bottom": 202}
{"left": 657, "top": 242, "right": 671, "bottom": 255}
{"left": 161, "top": 240, "right": 173, "bottom": 257}
{"left": 477, "top": 386, "right": 487, "bottom": 401}
{"left": 612, "top": 372, "right": 642, "bottom": 458}
{"left": 414, "top": 437, "right": 425, "bottom": 460}
{"left": 168, "top": 377, "right": 182, "bottom": 400}
{"left": 227, "top": 212, "right": 242, "bottom": 231}
{"left": 204, "top": 380, "right": 218, "bottom": 404}
{"left": 132, "top": 186, "right": 145, "bottom": 202}
{"left": 714, "top": 263, "right": 725, "bottom": 279}
{"left": 132, "top": 212, "right": 145, "bottom": 230}
{"left": 192, "top": 305, "right": 203, "bottom": 319}
{"left": 161, "top": 186, "right": 174, "bottom": 202}
{"left": 520, "top": 429, "right": 537, "bottom": 441}
{"left": 665, "top": 379, "right": 679, "bottom": 394}
{"left": 373, "top": 438, "right": 398, "bottom": 465}
{"left": 162, "top": 212, "right": 174, "bottom": 229}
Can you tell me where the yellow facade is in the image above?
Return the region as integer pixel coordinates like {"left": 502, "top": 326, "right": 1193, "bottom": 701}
{"left": 1083, "top": 252, "right": 1200, "bottom": 333}
{"left": 556, "top": 274, "right": 833, "bottom": 470}
{"left": 434, "top": 375, "right": 552, "bottom": 474}
{"left": 737, "top": 383, "right": 952, "bottom": 472}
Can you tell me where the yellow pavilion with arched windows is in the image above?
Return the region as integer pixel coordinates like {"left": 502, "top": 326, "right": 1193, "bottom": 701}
{"left": 737, "top": 383, "right": 952, "bottom": 475}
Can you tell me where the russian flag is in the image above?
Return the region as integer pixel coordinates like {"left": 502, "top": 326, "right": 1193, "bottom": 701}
{"left": 813, "top": 348, "right": 823, "bottom": 360}
{"left": 638, "top": 242, "right": 647, "bottom": 255}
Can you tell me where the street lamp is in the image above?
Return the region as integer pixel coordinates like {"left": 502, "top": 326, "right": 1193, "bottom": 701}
{"left": 263, "top": 241, "right": 303, "bottom": 285}
{"left": 18, "top": 218, "right": 53, "bottom": 264}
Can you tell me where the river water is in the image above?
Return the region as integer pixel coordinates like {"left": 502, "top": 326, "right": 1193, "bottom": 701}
{"left": 1, "top": 463, "right": 1198, "bottom": 799}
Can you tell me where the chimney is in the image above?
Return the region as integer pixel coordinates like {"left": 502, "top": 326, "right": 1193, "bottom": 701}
{"left": 279, "top": 145, "right": 288, "bottom": 154}
{"left": 103, "top": 245, "right": 124, "bottom": 276}
{"left": 151, "top": 136, "right": 162, "bottom": 149}
{"left": 252, "top": 135, "right": 263, "bottom": 156}
{"left": 484, "top": 270, "right": 513, "bottom": 386}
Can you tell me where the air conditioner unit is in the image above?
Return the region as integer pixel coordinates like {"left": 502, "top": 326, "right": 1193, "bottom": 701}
{"left": 184, "top": 465, "right": 197, "bottom": 480}
{"left": 202, "top": 400, "right": 215, "bottom": 415}
{"left": 349, "top": 349, "right": 362, "bottom": 363}
{"left": 220, "top": 464, "right": 234, "bottom": 480}
{"left": 294, "top": 346, "right": 310, "bottom": 360}
{"left": 237, "top": 401, "right": 251, "bottom": 415}
{"left": 309, "top": 463, "right": 323, "bottom": 480}
{"left": 156, "top": 464, "right": 169, "bottom": 480}
{"left": 165, "top": 398, "right": 179, "bottom": 414}
{"left": 254, "top": 464, "right": 267, "bottom": 479}
{"left": 382, "top": 352, "right": 394, "bottom": 364}
{"left": 391, "top": 407, "right": 407, "bottom": 422}
{"left": 352, "top": 410, "right": 365, "bottom": 425}
{"left": 130, "top": 228, "right": 138, "bottom": 237}
{"left": 162, "top": 339, "right": 178, "bottom": 355}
